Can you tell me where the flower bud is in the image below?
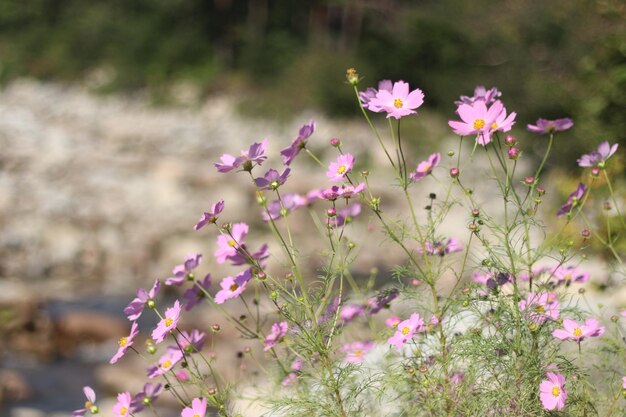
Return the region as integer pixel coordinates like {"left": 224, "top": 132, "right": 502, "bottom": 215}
{"left": 147, "top": 345, "right": 157, "bottom": 355}
{"left": 361, "top": 169, "right": 369, "bottom": 177}
{"left": 447, "top": 150, "right": 455, "bottom": 157}
{"left": 536, "top": 186, "right": 545, "bottom": 196}
{"left": 211, "top": 324, "right": 221, "bottom": 333}
{"left": 327, "top": 207, "right": 336, "bottom": 217}
{"left": 243, "top": 346, "right": 252, "bottom": 354}
{"left": 507, "top": 147, "right": 520, "bottom": 160}
{"left": 330, "top": 137, "right": 341, "bottom": 147}
{"left": 429, "top": 193, "right": 437, "bottom": 200}
{"left": 462, "top": 287, "right": 470, "bottom": 295}
{"left": 523, "top": 176, "right": 535, "bottom": 186}
{"left": 345, "top": 68, "right": 359, "bottom": 85}
{"left": 504, "top": 135, "right": 516, "bottom": 146}
{"left": 147, "top": 299, "right": 156, "bottom": 309}
{"left": 578, "top": 288, "right": 586, "bottom": 294}
{"left": 591, "top": 167, "right": 600, "bottom": 177}
{"left": 256, "top": 271, "right": 266, "bottom": 281}
{"left": 611, "top": 315, "right": 618, "bottom": 322}
{"left": 450, "top": 167, "right": 460, "bottom": 178}
{"left": 471, "top": 209, "right": 480, "bottom": 217}
{"left": 208, "top": 387, "right": 217, "bottom": 396}
{"left": 468, "top": 223, "right": 479, "bottom": 233}
{"left": 419, "top": 365, "right": 428, "bottom": 374}
{"left": 347, "top": 242, "right": 356, "bottom": 249}
{"left": 581, "top": 228, "right": 590, "bottom": 238}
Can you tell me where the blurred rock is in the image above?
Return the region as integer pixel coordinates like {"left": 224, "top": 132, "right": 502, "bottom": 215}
{"left": 0, "top": 370, "right": 31, "bottom": 403}
{"left": 54, "top": 310, "right": 128, "bottom": 357}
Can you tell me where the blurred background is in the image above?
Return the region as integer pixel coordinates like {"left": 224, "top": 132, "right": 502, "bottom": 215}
{"left": 0, "top": 1, "right": 624, "bottom": 416}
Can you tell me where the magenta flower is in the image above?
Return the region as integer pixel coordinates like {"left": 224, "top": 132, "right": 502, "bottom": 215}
{"left": 165, "top": 254, "right": 202, "bottom": 286}
{"left": 540, "top": 372, "right": 567, "bottom": 410}
{"left": 527, "top": 118, "right": 573, "bottom": 135}
{"left": 170, "top": 329, "right": 207, "bottom": 354}
{"left": 263, "top": 321, "right": 289, "bottom": 351}
{"left": 410, "top": 153, "right": 440, "bottom": 182}
{"left": 214, "top": 269, "right": 252, "bottom": 304}
{"left": 147, "top": 349, "right": 184, "bottom": 378}
{"left": 181, "top": 397, "right": 207, "bottom": 417}
{"left": 254, "top": 168, "right": 291, "bottom": 190}
{"left": 329, "top": 203, "right": 362, "bottom": 229}
{"left": 132, "top": 383, "right": 162, "bottom": 412}
{"left": 215, "top": 139, "right": 268, "bottom": 172}
{"left": 341, "top": 341, "right": 375, "bottom": 363}
{"left": 359, "top": 80, "right": 393, "bottom": 111}
{"left": 320, "top": 183, "right": 366, "bottom": 200}
{"left": 417, "top": 239, "right": 463, "bottom": 256}
{"left": 327, "top": 154, "right": 355, "bottom": 182}
{"left": 577, "top": 141, "right": 619, "bottom": 168}
{"left": 518, "top": 292, "right": 560, "bottom": 324}
{"left": 448, "top": 100, "right": 506, "bottom": 145}
{"left": 124, "top": 279, "right": 161, "bottom": 320}
{"left": 557, "top": 183, "right": 587, "bottom": 217}
{"left": 110, "top": 321, "right": 139, "bottom": 364}
{"left": 151, "top": 300, "right": 181, "bottom": 343}
{"left": 455, "top": 86, "right": 501, "bottom": 106}
{"left": 72, "top": 386, "right": 98, "bottom": 417}
{"left": 550, "top": 265, "right": 589, "bottom": 286}
{"left": 262, "top": 193, "right": 307, "bottom": 222}
{"left": 339, "top": 304, "right": 365, "bottom": 323}
{"left": 552, "top": 318, "right": 605, "bottom": 342}
{"left": 112, "top": 392, "right": 133, "bottom": 417}
{"left": 387, "top": 313, "right": 424, "bottom": 349}
{"left": 368, "top": 81, "right": 425, "bottom": 119}
{"left": 280, "top": 120, "right": 316, "bottom": 165}
{"left": 183, "top": 273, "right": 212, "bottom": 311}
{"left": 194, "top": 200, "right": 225, "bottom": 230}
{"left": 214, "top": 223, "right": 248, "bottom": 264}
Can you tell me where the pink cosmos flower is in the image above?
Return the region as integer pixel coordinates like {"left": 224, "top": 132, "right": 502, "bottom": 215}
{"left": 448, "top": 100, "right": 506, "bottom": 145}
{"left": 341, "top": 341, "right": 375, "bottom": 363}
{"left": 112, "top": 392, "right": 133, "bottom": 417}
{"left": 194, "top": 200, "right": 225, "bottom": 230}
{"left": 214, "top": 269, "right": 252, "bottom": 304}
{"left": 410, "top": 153, "right": 440, "bottom": 182}
{"left": 124, "top": 279, "right": 161, "bottom": 320}
{"left": 540, "top": 372, "right": 567, "bottom": 411}
{"left": 320, "top": 183, "right": 366, "bottom": 200}
{"left": 489, "top": 104, "right": 517, "bottom": 135}
{"left": 339, "top": 304, "right": 365, "bottom": 323}
{"left": 622, "top": 376, "right": 626, "bottom": 389}
{"left": 552, "top": 318, "right": 605, "bottom": 342}
{"left": 263, "top": 321, "right": 288, "bottom": 351}
{"left": 147, "top": 350, "right": 184, "bottom": 378}
{"left": 254, "top": 168, "right": 291, "bottom": 190}
{"left": 181, "top": 397, "right": 207, "bottom": 417}
{"left": 215, "top": 140, "right": 268, "bottom": 172}
{"left": 327, "top": 154, "right": 355, "bottom": 182}
{"left": 368, "top": 81, "right": 425, "bottom": 119}
{"left": 262, "top": 193, "right": 307, "bottom": 222}
{"left": 110, "top": 321, "right": 139, "bottom": 364}
{"left": 455, "top": 86, "right": 501, "bottom": 106}
{"left": 385, "top": 316, "right": 401, "bottom": 327}
{"left": 165, "top": 254, "right": 202, "bottom": 286}
{"left": 282, "top": 372, "right": 298, "bottom": 386}
{"left": 151, "top": 300, "right": 181, "bottom": 343}
{"left": 387, "top": 313, "right": 424, "bottom": 349}
{"left": 132, "top": 383, "right": 162, "bottom": 412}
{"left": 72, "top": 386, "right": 98, "bottom": 417}
{"left": 214, "top": 223, "right": 248, "bottom": 264}
{"left": 527, "top": 118, "right": 573, "bottom": 135}
{"left": 518, "top": 292, "right": 560, "bottom": 324}
{"left": 417, "top": 239, "right": 463, "bottom": 256}
{"left": 557, "top": 183, "right": 587, "bottom": 217}
{"left": 550, "top": 265, "right": 589, "bottom": 286}
{"left": 577, "top": 141, "right": 619, "bottom": 168}
{"left": 359, "top": 80, "right": 393, "bottom": 111}
{"left": 176, "top": 370, "right": 189, "bottom": 381}
{"left": 280, "top": 120, "right": 316, "bottom": 165}
{"left": 170, "top": 329, "right": 207, "bottom": 354}
{"left": 182, "top": 273, "right": 212, "bottom": 311}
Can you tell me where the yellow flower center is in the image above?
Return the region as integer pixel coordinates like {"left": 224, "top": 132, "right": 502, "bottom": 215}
{"left": 354, "top": 349, "right": 363, "bottom": 357}
{"left": 228, "top": 239, "right": 237, "bottom": 247}
{"left": 165, "top": 318, "right": 173, "bottom": 327}
{"left": 401, "top": 326, "right": 411, "bottom": 335}
{"left": 394, "top": 98, "right": 403, "bottom": 108}
{"left": 194, "top": 414, "right": 201, "bottom": 417}
{"left": 118, "top": 337, "right": 128, "bottom": 347}
{"left": 551, "top": 386, "right": 560, "bottom": 397}
{"left": 573, "top": 327, "right": 582, "bottom": 337}
{"left": 564, "top": 274, "right": 572, "bottom": 281}
{"left": 85, "top": 401, "right": 93, "bottom": 409}
{"left": 491, "top": 122, "right": 498, "bottom": 130}
{"left": 337, "top": 165, "right": 347, "bottom": 175}
{"left": 422, "top": 164, "right": 431, "bottom": 172}
{"left": 230, "top": 283, "right": 239, "bottom": 292}
{"left": 120, "top": 406, "right": 128, "bottom": 415}
{"left": 535, "top": 305, "right": 545, "bottom": 313}
{"left": 162, "top": 360, "right": 172, "bottom": 369}
{"left": 473, "top": 119, "right": 486, "bottom": 129}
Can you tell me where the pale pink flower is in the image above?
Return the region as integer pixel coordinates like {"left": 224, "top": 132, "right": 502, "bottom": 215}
{"left": 527, "top": 118, "right": 573, "bottom": 135}
{"left": 622, "top": 376, "right": 626, "bottom": 389}
{"left": 410, "top": 153, "right": 440, "bottom": 182}
{"left": 214, "top": 223, "right": 248, "bottom": 264}
{"left": 112, "top": 392, "right": 133, "bottom": 417}
{"left": 147, "top": 350, "right": 184, "bottom": 378}
{"left": 552, "top": 318, "right": 605, "bottom": 342}
{"left": 341, "top": 341, "right": 375, "bottom": 363}
{"left": 539, "top": 372, "right": 567, "bottom": 411}
{"left": 263, "top": 321, "right": 288, "bottom": 351}
{"left": 518, "top": 292, "right": 560, "bottom": 324}
{"left": 110, "top": 321, "right": 139, "bottom": 364}
{"left": 385, "top": 316, "right": 401, "bottom": 327}
{"left": 215, "top": 140, "right": 268, "bottom": 172}
{"left": 368, "top": 81, "right": 424, "bottom": 119}
{"left": 448, "top": 100, "right": 506, "bottom": 145}
{"left": 339, "top": 304, "right": 365, "bottom": 323}
{"left": 359, "top": 80, "right": 393, "bottom": 111}
{"left": 151, "top": 300, "right": 181, "bottom": 344}
{"left": 72, "top": 386, "right": 97, "bottom": 417}
{"left": 327, "top": 154, "right": 355, "bottom": 182}
{"left": 550, "top": 265, "right": 589, "bottom": 286}
{"left": 387, "top": 313, "right": 424, "bottom": 349}
{"left": 181, "top": 397, "right": 207, "bottom": 417}
{"left": 214, "top": 269, "right": 252, "bottom": 304}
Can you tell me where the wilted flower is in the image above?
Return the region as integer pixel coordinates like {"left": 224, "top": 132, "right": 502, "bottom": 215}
{"left": 215, "top": 140, "right": 268, "bottom": 172}
{"left": 540, "top": 372, "right": 567, "bottom": 411}
{"left": 527, "top": 118, "right": 573, "bottom": 135}
{"left": 132, "top": 383, "right": 162, "bottom": 412}
{"left": 556, "top": 183, "right": 587, "bottom": 217}
{"left": 254, "top": 168, "right": 291, "bottom": 190}
{"left": 263, "top": 321, "right": 288, "bottom": 351}
{"left": 165, "top": 254, "right": 202, "bottom": 286}
{"left": 183, "top": 273, "right": 212, "bottom": 311}
{"left": 280, "top": 120, "right": 316, "bottom": 165}
{"left": 194, "top": 200, "right": 225, "bottom": 230}
{"left": 329, "top": 203, "right": 362, "bottom": 228}
{"left": 519, "top": 292, "right": 560, "bottom": 324}
{"left": 124, "top": 280, "right": 160, "bottom": 320}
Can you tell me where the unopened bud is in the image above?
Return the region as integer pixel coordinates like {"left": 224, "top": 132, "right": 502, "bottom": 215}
{"left": 450, "top": 167, "right": 460, "bottom": 178}
{"left": 256, "top": 271, "right": 266, "bottom": 281}
{"left": 208, "top": 387, "right": 217, "bottom": 396}
{"left": 524, "top": 176, "right": 535, "bottom": 186}
{"left": 471, "top": 209, "right": 480, "bottom": 217}
{"left": 468, "top": 223, "right": 479, "bottom": 233}
{"left": 243, "top": 346, "right": 252, "bottom": 354}
{"left": 346, "top": 68, "right": 359, "bottom": 85}
{"left": 361, "top": 169, "right": 369, "bottom": 177}
{"left": 536, "top": 186, "right": 545, "bottom": 196}
{"left": 447, "top": 150, "right": 455, "bottom": 157}
{"left": 347, "top": 242, "right": 356, "bottom": 249}
{"left": 611, "top": 315, "right": 618, "bottom": 322}
{"left": 504, "top": 135, "right": 516, "bottom": 146}
{"left": 147, "top": 299, "right": 156, "bottom": 309}
{"left": 211, "top": 324, "right": 221, "bottom": 333}
{"left": 327, "top": 207, "right": 336, "bottom": 217}
{"left": 581, "top": 228, "right": 590, "bottom": 238}
{"left": 429, "top": 193, "right": 437, "bottom": 200}
{"left": 419, "top": 365, "right": 428, "bottom": 374}
{"left": 330, "top": 137, "right": 341, "bottom": 147}
{"left": 591, "top": 167, "right": 600, "bottom": 178}
{"left": 507, "top": 147, "right": 520, "bottom": 160}
{"left": 462, "top": 287, "right": 470, "bottom": 295}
